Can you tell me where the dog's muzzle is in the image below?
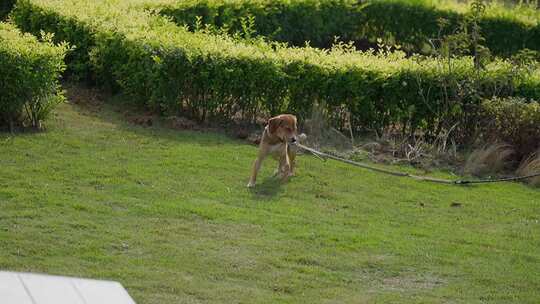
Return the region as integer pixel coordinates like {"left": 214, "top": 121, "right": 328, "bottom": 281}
{"left": 290, "top": 133, "right": 307, "bottom": 144}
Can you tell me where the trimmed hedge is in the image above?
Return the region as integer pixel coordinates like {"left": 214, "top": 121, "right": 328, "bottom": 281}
{"left": 150, "top": 0, "right": 540, "bottom": 57}
{"left": 153, "top": 0, "right": 359, "bottom": 49}
{"left": 356, "top": 0, "right": 540, "bottom": 57}
{"left": 10, "top": 0, "right": 540, "bottom": 139}
{"left": 0, "top": 22, "right": 67, "bottom": 129}
{"left": 9, "top": 0, "right": 95, "bottom": 79}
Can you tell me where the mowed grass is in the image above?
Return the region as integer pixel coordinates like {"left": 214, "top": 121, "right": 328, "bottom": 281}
{"left": 1, "top": 89, "right": 539, "bottom": 303}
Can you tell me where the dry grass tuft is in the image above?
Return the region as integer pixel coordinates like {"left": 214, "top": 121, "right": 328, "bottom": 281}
{"left": 303, "top": 104, "right": 352, "bottom": 151}
{"left": 517, "top": 152, "right": 540, "bottom": 187}
{"left": 464, "top": 143, "right": 514, "bottom": 176}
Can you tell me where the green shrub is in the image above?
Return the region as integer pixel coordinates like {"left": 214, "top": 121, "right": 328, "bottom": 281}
{"left": 479, "top": 97, "right": 540, "bottom": 159}
{"left": 0, "top": 22, "right": 68, "bottom": 130}
{"left": 0, "top": 0, "right": 16, "bottom": 20}
{"left": 10, "top": 0, "right": 540, "bottom": 140}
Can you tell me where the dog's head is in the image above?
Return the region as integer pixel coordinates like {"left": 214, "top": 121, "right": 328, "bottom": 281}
{"left": 268, "top": 114, "right": 298, "bottom": 143}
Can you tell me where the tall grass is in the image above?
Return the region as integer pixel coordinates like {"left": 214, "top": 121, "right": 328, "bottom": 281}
{"left": 517, "top": 151, "right": 540, "bottom": 186}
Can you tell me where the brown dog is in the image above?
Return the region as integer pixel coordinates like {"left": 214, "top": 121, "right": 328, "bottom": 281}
{"left": 247, "top": 114, "right": 298, "bottom": 188}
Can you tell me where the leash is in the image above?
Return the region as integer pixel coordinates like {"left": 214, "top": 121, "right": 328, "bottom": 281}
{"left": 292, "top": 142, "right": 540, "bottom": 185}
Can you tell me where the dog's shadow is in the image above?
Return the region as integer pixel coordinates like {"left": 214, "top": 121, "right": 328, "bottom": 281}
{"left": 248, "top": 176, "right": 287, "bottom": 200}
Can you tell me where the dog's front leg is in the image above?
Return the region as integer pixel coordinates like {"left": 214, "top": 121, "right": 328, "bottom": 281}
{"left": 287, "top": 145, "right": 296, "bottom": 177}
{"left": 247, "top": 146, "right": 269, "bottom": 188}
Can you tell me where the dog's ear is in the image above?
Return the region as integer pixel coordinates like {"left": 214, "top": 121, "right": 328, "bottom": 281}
{"left": 268, "top": 117, "right": 282, "bottom": 134}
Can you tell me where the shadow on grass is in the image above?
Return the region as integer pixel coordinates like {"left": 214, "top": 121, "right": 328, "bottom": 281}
{"left": 248, "top": 176, "right": 285, "bottom": 200}
{"left": 60, "top": 83, "right": 251, "bottom": 148}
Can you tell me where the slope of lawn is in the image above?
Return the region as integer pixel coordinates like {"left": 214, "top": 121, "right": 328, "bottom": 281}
{"left": 0, "top": 86, "right": 539, "bottom": 303}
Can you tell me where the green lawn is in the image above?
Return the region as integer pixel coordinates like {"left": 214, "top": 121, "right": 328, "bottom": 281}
{"left": 1, "top": 89, "right": 539, "bottom": 303}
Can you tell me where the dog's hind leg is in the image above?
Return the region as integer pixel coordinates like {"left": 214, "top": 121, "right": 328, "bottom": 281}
{"left": 278, "top": 145, "right": 291, "bottom": 181}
